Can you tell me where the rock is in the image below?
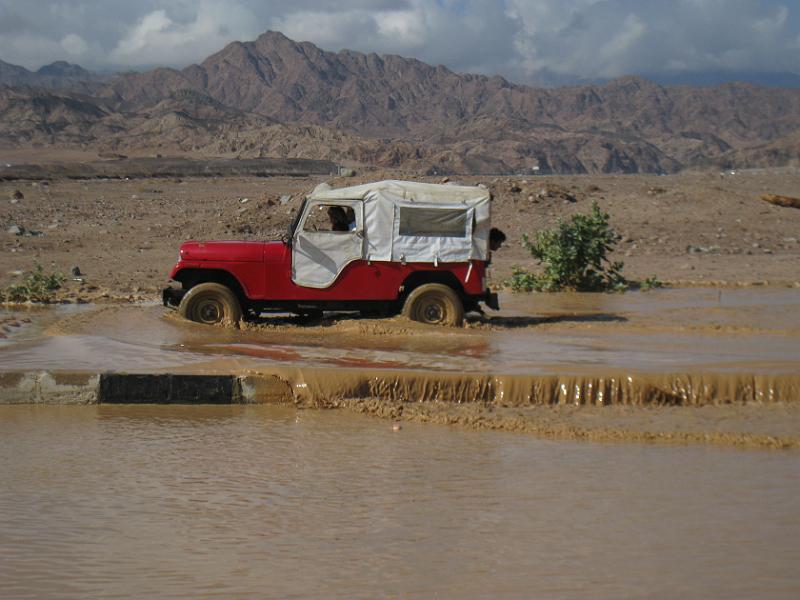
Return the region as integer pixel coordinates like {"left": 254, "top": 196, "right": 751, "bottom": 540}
{"left": 7, "top": 225, "right": 24, "bottom": 236}
{"left": 11, "top": 190, "right": 23, "bottom": 200}
{"left": 279, "top": 195, "right": 292, "bottom": 205}
{"left": 761, "top": 194, "right": 800, "bottom": 209}
{"left": 339, "top": 168, "right": 356, "bottom": 177}
{"left": 510, "top": 184, "right": 522, "bottom": 193}
{"left": 687, "top": 244, "right": 719, "bottom": 254}
{"left": 239, "top": 197, "right": 249, "bottom": 203}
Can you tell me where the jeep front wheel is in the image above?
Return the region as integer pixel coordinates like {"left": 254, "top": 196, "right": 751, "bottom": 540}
{"left": 178, "top": 283, "right": 242, "bottom": 325}
{"left": 402, "top": 283, "right": 464, "bottom": 326}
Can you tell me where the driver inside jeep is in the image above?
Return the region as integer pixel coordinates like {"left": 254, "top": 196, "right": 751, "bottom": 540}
{"left": 327, "top": 206, "right": 356, "bottom": 232}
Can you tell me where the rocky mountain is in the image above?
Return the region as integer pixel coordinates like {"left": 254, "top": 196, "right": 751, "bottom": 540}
{"left": 2, "top": 31, "right": 800, "bottom": 174}
{"left": 0, "top": 59, "right": 106, "bottom": 94}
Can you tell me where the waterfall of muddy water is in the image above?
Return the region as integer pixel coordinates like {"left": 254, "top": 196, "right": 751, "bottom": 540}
{"left": 0, "top": 405, "right": 798, "bottom": 599}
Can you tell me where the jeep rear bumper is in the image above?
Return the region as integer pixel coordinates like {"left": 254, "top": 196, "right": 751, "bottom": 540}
{"left": 484, "top": 291, "right": 500, "bottom": 311}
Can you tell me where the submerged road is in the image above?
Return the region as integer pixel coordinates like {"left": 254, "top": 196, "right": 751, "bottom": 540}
{"left": 0, "top": 288, "right": 799, "bottom": 407}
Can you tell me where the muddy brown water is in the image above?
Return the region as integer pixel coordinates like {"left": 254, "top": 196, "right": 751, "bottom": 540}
{"left": 2, "top": 288, "right": 799, "bottom": 375}
{"left": 1, "top": 289, "right": 799, "bottom": 446}
{"left": 1, "top": 404, "right": 798, "bottom": 600}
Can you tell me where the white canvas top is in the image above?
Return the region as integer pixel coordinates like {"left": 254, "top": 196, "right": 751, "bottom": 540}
{"left": 308, "top": 179, "right": 491, "bottom": 205}
{"left": 306, "top": 180, "right": 491, "bottom": 263}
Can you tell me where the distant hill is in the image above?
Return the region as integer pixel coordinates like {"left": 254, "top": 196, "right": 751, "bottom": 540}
{"left": 2, "top": 32, "right": 799, "bottom": 174}
{"left": 0, "top": 59, "right": 106, "bottom": 94}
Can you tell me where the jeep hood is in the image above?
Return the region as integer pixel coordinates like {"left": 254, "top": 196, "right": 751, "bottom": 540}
{"left": 179, "top": 240, "right": 266, "bottom": 262}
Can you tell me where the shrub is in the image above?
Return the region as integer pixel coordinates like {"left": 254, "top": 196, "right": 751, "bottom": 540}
{"left": 505, "top": 266, "right": 541, "bottom": 293}
{"left": 5, "top": 265, "right": 65, "bottom": 303}
{"left": 507, "top": 201, "right": 627, "bottom": 292}
{"left": 639, "top": 276, "right": 663, "bottom": 291}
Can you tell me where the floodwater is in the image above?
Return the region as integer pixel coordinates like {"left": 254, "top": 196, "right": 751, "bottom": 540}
{"left": 1, "top": 404, "right": 798, "bottom": 599}
{"left": 1, "top": 288, "right": 799, "bottom": 376}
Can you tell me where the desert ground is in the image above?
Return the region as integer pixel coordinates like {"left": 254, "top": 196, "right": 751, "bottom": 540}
{"left": 1, "top": 158, "right": 799, "bottom": 302}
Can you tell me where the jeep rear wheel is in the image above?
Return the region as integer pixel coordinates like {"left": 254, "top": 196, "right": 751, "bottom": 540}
{"left": 402, "top": 283, "right": 464, "bottom": 326}
{"left": 178, "top": 283, "right": 242, "bottom": 326}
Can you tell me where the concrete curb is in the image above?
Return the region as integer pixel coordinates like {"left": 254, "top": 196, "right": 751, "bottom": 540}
{"left": 100, "top": 374, "right": 238, "bottom": 404}
{"left": 1, "top": 369, "right": 798, "bottom": 407}
{"left": 0, "top": 371, "right": 293, "bottom": 405}
{"left": 0, "top": 371, "right": 100, "bottom": 404}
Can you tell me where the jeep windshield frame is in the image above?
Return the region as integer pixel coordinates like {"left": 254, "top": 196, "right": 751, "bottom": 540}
{"left": 287, "top": 198, "right": 308, "bottom": 240}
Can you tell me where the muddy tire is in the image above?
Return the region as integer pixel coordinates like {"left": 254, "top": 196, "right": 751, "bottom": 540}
{"left": 402, "top": 283, "right": 464, "bottom": 326}
{"left": 178, "top": 282, "right": 242, "bottom": 326}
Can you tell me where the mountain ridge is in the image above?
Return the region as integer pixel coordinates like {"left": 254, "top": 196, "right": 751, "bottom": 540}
{"left": 2, "top": 31, "right": 800, "bottom": 174}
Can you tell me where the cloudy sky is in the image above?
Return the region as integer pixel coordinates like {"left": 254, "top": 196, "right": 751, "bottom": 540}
{"left": 1, "top": 0, "right": 798, "bottom": 84}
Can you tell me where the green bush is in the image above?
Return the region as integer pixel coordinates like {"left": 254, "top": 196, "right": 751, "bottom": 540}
{"left": 5, "top": 265, "right": 65, "bottom": 303}
{"left": 507, "top": 201, "right": 627, "bottom": 292}
{"left": 639, "top": 276, "right": 663, "bottom": 291}
{"left": 505, "top": 266, "right": 541, "bottom": 293}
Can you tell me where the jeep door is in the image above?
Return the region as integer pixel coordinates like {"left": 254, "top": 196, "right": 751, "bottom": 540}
{"left": 291, "top": 199, "right": 365, "bottom": 288}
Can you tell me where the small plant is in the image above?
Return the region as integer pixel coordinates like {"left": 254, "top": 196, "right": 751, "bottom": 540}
{"left": 506, "top": 201, "right": 627, "bottom": 292}
{"left": 639, "top": 276, "right": 663, "bottom": 291}
{"left": 506, "top": 266, "right": 541, "bottom": 293}
{"left": 5, "top": 265, "right": 65, "bottom": 303}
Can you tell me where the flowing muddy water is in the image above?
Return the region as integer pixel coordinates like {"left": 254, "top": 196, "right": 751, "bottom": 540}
{"left": 1, "top": 404, "right": 798, "bottom": 599}
{"left": 3, "top": 288, "right": 800, "bottom": 375}
{"left": 1, "top": 289, "right": 799, "bottom": 446}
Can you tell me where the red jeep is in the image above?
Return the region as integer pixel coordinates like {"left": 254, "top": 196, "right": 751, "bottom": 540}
{"left": 163, "top": 180, "right": 499, "bottom": 326}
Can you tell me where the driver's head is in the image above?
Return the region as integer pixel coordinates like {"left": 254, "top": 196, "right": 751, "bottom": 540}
{"left": 327, "top": 206, "right": 349, "bottom": 230}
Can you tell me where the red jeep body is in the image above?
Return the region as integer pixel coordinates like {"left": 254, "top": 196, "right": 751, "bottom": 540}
{"left": 163, "top": 180, "right": 499, "bottom": 324}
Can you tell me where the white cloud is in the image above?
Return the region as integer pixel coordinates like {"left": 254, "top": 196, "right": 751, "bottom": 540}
{"left": 110, "top": 1, "right": 260, "bottom": 66}
{"left": 61, "top": 34, "right": 88, "bottom": 58}
{"left": 506, "top": 0, "right": 800, "bottom": 79}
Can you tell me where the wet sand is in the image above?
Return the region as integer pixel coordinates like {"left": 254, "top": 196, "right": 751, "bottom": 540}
{"left": 1, "top": 289, "right": 798, "bottom": 448}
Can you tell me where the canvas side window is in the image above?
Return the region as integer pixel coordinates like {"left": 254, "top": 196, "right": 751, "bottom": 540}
{"left": 398, "top": 207, "right": 468, "bottom": 237}
{"left": 303, "top": 204, "right": 356, "bottom": 233}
